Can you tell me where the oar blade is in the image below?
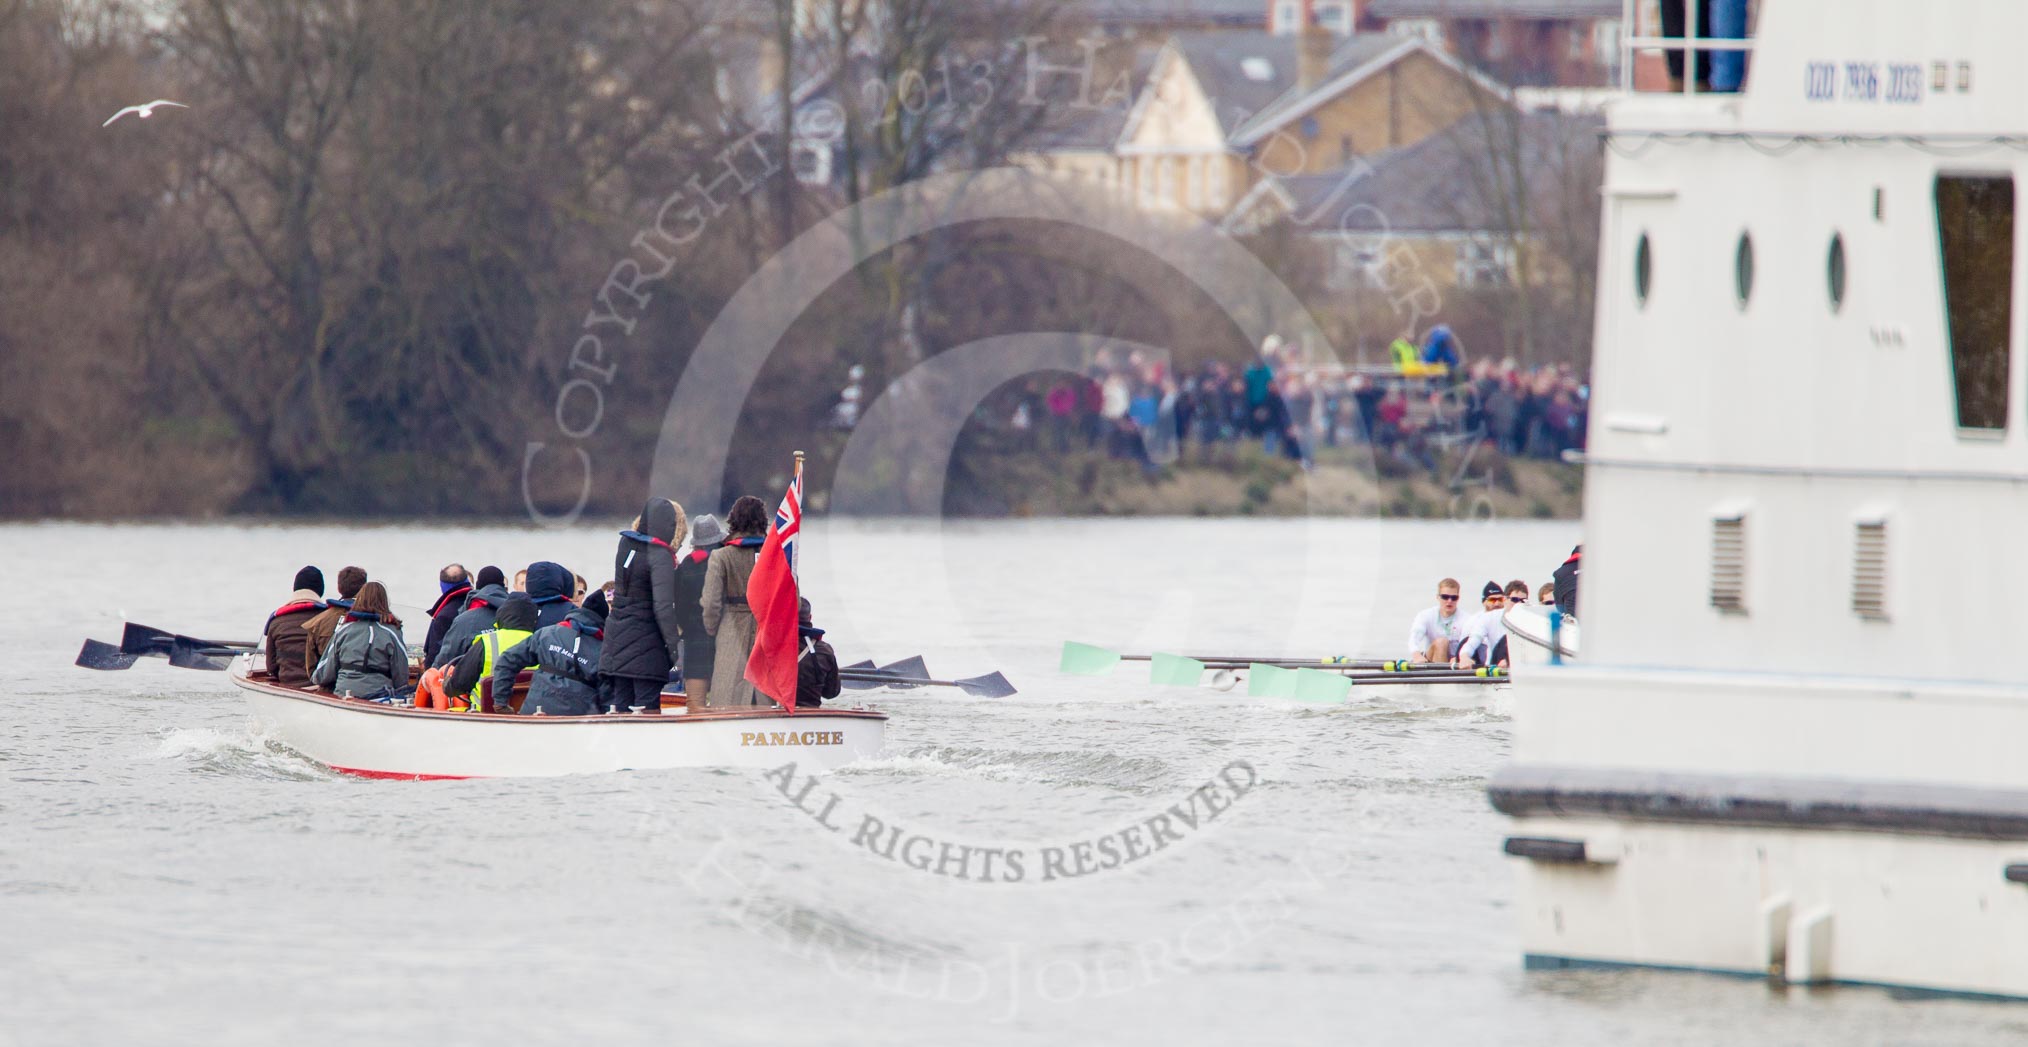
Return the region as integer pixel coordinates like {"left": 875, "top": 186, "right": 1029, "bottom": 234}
{"left": 954, "top": 672, "right": 1017, "bottom": 699}
{"left": 1292, "top": 668, "right": 1352, "bottom": 704}
{"left": 1059, "top": 641, "right": 1120, "bottom": 675}
{"left": 1148, "top": 652, "right": 1205, "bottom": 687}
{"left": 838, "top": 659, "right": 882, "bottom": 690}
{"left": 167, "top": 643, "right": 236, "bottom": 671}
{"left": 1245, "top": 663, "right": 1298, "bottom": 698}
{"left": 878, "top": 655, "right": 929, "bottom": 681}
{"left": 843, "top": 659, "right": 876, "bottom": 671}
{"left": 76, "top": 639, "right": 141, "bottom": 670}
{"left": 120, "top": 621, "right": 176, "bottom": 655}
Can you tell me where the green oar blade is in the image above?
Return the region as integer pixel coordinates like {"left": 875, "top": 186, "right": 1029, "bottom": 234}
{"left": 1148, "top": 653, "right": 1205, "bottom": 687}
{"left": 1060, "top": 641, "right": 1120, "bottom": 675}
{"left": 1293, "top": 668, "right": 1353, "bottom": 704}
{"left": 1245, "top": 663, "right": 1298, "bottom": 698}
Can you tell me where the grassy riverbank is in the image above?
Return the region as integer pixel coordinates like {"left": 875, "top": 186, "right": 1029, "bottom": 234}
{"left": 946, "top": 443, "right": 1585, "bottom": 520}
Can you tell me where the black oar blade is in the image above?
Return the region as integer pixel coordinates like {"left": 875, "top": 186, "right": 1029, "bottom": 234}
{"left": 954, "top": 672, "right": 1017, "bottom": 699}
{"left": 879, "top": 655, "right": 929, "bottom": 680}
{"left": 120, "top": 622, "right": 177, "bottom": 655}
{"left": 167, "top": 643, "right": 236, "bottom": 671}
{"left": 77, "top": 639, "right": 141, "bottom": 670}
{"left": 838, "top": 659, "right": 886, "bottom": 690}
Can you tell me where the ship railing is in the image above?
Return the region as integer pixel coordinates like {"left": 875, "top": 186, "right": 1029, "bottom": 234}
{"left": 1620, "top": 0, "right": 1756, "bottom": 96}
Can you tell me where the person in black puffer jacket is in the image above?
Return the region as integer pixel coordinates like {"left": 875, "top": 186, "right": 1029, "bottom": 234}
{"left": 494, "top": 592, "right": 607, "bottom": 716}
{"left": 599, "top": 498, "right": 687, "bottom": 714}
{"left": 525, "top": 561, "right": 577, "bottom": 629}
{"left": 432, "top": 583, "right": 510, "bottom": 669}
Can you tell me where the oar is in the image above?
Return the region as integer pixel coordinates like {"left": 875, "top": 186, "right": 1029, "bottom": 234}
{"left": 1063, "top": 642, "right": 1447, "bottom": 674}
{"left": 839, "top": 656, "right": 928, "bottom": 692}
{"left": 838, "top": 668, "right": 1018, "bottom": 699}
{"left": 76, "top": 639, "right": 141, "bottom": 671}
{"left": 120, "top": 622, "right": 255, "bottom": 655}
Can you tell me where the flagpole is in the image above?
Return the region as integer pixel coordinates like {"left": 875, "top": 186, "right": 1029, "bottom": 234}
{"left": 791, "top": 450, "right": 804, "bottom": 581}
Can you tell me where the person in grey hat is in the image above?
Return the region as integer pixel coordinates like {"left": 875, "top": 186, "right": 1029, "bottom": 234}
{"left": 672, "top": 513, "right": 726, "bottom": 704}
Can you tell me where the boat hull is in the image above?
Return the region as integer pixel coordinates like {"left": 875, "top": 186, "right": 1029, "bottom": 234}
{"left": 232, "top": 663, "right": 887, "bottom": 779}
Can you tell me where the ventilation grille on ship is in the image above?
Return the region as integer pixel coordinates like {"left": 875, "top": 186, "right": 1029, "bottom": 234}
{"left": 1710, "top": 516, "right": 1746, "bottom": 614}
{"left": 1852, "top": 520, "right": 1888, "bottom": 621}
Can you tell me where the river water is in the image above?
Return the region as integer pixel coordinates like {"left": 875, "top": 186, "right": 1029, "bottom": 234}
{"left": 3, "top": 518, "right": 2021, "bottom": 1045}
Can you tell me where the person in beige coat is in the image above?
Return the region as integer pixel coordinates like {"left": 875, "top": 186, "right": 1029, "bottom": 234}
{"left": 699, "top": 495, "right": 770, "bottom": 708}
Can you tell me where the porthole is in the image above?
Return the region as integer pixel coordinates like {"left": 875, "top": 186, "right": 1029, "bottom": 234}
{"left": 1734, "top": 232, "right": 1755, "bottom": 308}
{"left": 1827, "top": 233, "right": 1847, "bottom": 311}
{"left": 1634, "top": 233, "right": 1652, "bottom": 307}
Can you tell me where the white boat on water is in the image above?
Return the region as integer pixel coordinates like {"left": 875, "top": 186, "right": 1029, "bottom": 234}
{"left": 1493, "top": 0, "right": 2028, "bottom": 998}
{"left": 231, "top": 658, "right": 887, "bottom": 780}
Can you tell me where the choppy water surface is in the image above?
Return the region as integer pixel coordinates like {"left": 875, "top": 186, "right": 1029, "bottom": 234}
{"left": 4, "top": 519, "right": 2023, "bottom": 1046}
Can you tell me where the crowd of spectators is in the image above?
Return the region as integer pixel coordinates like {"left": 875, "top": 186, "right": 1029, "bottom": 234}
{"left": 997, "top": 336, "right": 1589, "bottom": 472}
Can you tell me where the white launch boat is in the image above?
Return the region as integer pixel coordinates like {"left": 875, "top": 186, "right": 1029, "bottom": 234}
{"left": 1491, "top": 0, "right": 2028, "bottom": 998}
{"left": 231, "top": 658, "right": 887, "bottom": 780}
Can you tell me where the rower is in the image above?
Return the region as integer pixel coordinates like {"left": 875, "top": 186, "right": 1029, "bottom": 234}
{"left": 1461, "top": 579, "right": 1529, "bottom": 668}
{"left": 1454, "top": 581, "right": 1509, "bottom": 669}
{"left": 1407, "top": 578, "right": 1466, "bottom": 663}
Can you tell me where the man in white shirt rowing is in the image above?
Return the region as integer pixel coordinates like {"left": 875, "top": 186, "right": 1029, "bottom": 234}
{"left": 1408, "top": 577, "right": 1466, "bottom": 663}
{"left": 1458, "top": 579, "right": 1529, "bottom": 668}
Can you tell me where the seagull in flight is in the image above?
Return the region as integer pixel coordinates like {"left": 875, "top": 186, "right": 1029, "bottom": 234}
{"left": 103, "top": 100, "right": 189, "bottom": 127}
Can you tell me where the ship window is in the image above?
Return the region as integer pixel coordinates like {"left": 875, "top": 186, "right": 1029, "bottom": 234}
{"left": 1827, "top": 233, "right": 1846, "bottom": 311}
{"left": 1935, "top": 174, "right": 2014, "bottom": 432}
{"left": 1852, "top": 520, "right": 1888, "bottom": 621}
{"left": 1734, "top": 232, "right": 1754, "bottom": 308}
{"left": 1710, "top": 515, "right": 1746, "bottom": 615}
{"left": 1634, "top": 232, "right": 1652, "bottom": 307}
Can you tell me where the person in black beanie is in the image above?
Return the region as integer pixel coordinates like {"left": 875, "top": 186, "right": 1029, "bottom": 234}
{"left": 474, "top": 565, "right": 506, "bottom": 592}
{"left": 795, "top": 597, "right": 840, "bottom": 709}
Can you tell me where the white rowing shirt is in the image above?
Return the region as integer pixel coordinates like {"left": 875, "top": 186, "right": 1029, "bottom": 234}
{"left": 1407, "top": 606, "right": 1465, "bottom": 658}
{"left": 1457, "top": 608, "right": 1508, "bottom": 664}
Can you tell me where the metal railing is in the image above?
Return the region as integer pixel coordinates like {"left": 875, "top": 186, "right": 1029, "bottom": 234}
{"left": 1620, "top": 0, "right": 1756, "bottom": 95}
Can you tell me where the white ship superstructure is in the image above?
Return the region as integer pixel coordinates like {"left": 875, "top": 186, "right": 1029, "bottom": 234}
{"left": 1492, "top": 0, "right": 2028, "bottom": 996}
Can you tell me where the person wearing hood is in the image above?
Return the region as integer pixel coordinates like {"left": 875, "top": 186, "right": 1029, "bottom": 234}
{"left": 796, "top": 597, "right": 840, "bottom": 710}
{"left": 1552, "top": 545, "right": 1581, "bottom": 620}
{"left": 700, "top": 496, "right": 769, "bottom": 708}
{"left": 494, "top": 590, "right": 608, "bottom": 717}
{"left": 423, "top": 563, "right": 471, "bottom": 667}
{"left": 599, "top": 498, "right": 688, "bottom": 714}
{"left": 264, "top": 566, "right": 326, "bottom": 689}
{"left": 302, "top": 566, "right": 367, "bottom": 679}
{"left": 431, "top": 583, "right": 511, "bottom": 669}
{"left": 524, "top": 561, "right": 576, "bottom": 629}
{"left": 311, "top": 582, "right": 409, "bottom": 702}
{"left": 442, "top": 595, "right": 537, "bottom": 712}
{"left": 672, "top": 513, "right": 726, "bottom": 704}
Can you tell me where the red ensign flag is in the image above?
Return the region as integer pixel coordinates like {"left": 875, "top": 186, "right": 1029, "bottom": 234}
{"left": 742, "top": 473, "right": 802, "bottom": 712}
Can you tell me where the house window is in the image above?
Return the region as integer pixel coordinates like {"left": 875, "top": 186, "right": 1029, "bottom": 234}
{"left": 1301, "top": 116, "right": 1320, "bottom": 139}
{"left": 791, "top": 141, "right": 832, "bottom": 186}
{"left": 1336, "top": 240, "right": 1386, "bottom": 289}
{"left": 1317, "top": 1, "right": 1352, "bottom": 35}
{"left": 1457, "top": 240, "right": 1514, "bottom": 288}
{"left": 1710, "top": 514, "right": 1747, "bottom": 615}
{"left": 1934, "top": 174, "right": 2014, "bottom": 432}
{"left": 1274, "top": 1, "right": 1298, "bottom": 34}
{"left": 1392, "top": 18, "right": 1442, "bottom": 44}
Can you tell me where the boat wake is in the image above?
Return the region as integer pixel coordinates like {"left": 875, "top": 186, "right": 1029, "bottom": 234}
{"left": 153, "top": 725, "right": 332, "bottom": 781}
{"left": 840, "top": 745, "right": 1175, "bottom": 793}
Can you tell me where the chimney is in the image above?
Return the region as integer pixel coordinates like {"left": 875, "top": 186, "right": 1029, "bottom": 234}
{"left": 1298, "top": 0, "right": 1332, "bottom": 92}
